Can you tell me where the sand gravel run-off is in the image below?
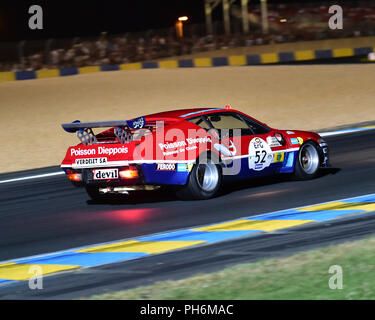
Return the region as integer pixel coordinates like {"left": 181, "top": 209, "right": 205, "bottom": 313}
{"left": 0, "top": 64, "right": 374, "bottom": 173}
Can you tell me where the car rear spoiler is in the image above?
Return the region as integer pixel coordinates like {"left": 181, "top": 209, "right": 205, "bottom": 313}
{"left": 62, "top": 120, "right": 130, "bottom": 133}
{"left": 61, "top": 117, "right": 146, "bottom": 145}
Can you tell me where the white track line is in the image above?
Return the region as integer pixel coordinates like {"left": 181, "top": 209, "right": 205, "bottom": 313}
{"left": 0, "top": 172, "right": 64, "bottom": 184}
{"left": 319, "top": 126, "right": 375, "bottom": 137}
{"left": 0, "top": 125, "right": 374, "bottom": 185}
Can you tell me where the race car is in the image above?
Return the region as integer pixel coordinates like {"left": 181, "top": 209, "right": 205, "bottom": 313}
{"left": 61, "top": 106, "right": 329, "bottom": 200}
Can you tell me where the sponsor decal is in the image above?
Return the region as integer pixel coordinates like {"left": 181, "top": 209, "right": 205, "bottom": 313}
{"left": 92, "top": 168, "right": 119, "bottom": 180}
{"left": 159, "top": 140, "right": 187, "bottom": 150}
{"left": 290, "top": 137, "right": 304, "bottom": 145}
{"left": 70, "top": 148, "right": 96, "bottom": 156}
{"left": 266, "top": 136, "right": 282, "bottom": 147}
{"left": 286, "top": 131, "right": 295, "bottom": 134}
{"left": 70, "top": 146, "right": 128, "bottom": 157}
{"left": 214, "top": 144, "right": 231, "bottom": 156}
{"left": 127, "top": 117, "right": 145, "bottom": 129}
{"left": 186, "top": 137, "right": 212, "bottom": 145}
{"left": 214, "top": 140, "right": 237, "bottom": 157}
{"left": 156, "top": 163, "right": 176, "bottom": 171}
{"left": 273, "top": 152, "right": 285, "bottom": 163}
{"left": 248, "top": 137, "right": 273, "bottom": 171}
{"left": 285, "top": 152, "right": 295, "bottom": 167}
{"left": 158, "top": 137, "right": 212, "bottom": 151}
{"left": 75, "top": 158, "right": 107, "bottom": 166}
{"left": 177, "top": 163, "right": 191, "bottom": 172}
{"left": 162, "top": 150, "right": 180, "bottom": 156}
{"left": 98, "top": 146, "right": 128, "bottom": 156}
{"left": 185, "top": 145, "right": 197, "bottom": 151}
{"left": 290, "top": 138, "right": 299, "bottom": 145}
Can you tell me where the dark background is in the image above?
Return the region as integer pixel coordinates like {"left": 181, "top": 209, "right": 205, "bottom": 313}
{"left": 0, "top": 0, "right": 205, "bottom": 41}
{"left": 0, "top": 0, "right": 356, "bottom": 41}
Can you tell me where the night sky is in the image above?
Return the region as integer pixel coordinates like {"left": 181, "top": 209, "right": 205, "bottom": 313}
{"left": 0, "top": 0, "right": 352, "bottom": 42}
{"left": 0, "top": 0, "right": 206, "bottom": 41}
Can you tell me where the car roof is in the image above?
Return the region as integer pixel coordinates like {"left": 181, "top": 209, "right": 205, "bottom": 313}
{"left": 140, "top": 107, "right": 271, "bottom": 130}
{"left": 143, "top": 107, "right": 235, "bottom": 121}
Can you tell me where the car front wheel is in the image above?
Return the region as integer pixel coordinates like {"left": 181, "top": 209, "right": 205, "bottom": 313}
{"left": 294, "top": 141, "right": 322, "bottom": 180}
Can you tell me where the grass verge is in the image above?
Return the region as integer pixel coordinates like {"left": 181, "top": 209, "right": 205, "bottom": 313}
{"left": 87, "top": 235, "right": 375, "bottom": 300}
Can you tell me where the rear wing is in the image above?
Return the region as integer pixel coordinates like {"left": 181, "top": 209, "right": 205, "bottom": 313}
{"left": 61, "top": 117, "right": 146, "bottom": 145}
{"left": 62, "top": 120, "right": 129, "bottom": 133}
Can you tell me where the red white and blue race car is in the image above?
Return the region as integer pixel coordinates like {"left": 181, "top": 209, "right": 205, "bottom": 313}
{"left": 61, "top": 106, "right": 329, "bottom": 200}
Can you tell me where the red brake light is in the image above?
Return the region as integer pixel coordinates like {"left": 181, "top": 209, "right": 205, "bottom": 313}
{"left": 119, "top": 167, "right": 139, "bottom": 179}
{"left": 67, "top": 173, "right": 82, "bottom": 182}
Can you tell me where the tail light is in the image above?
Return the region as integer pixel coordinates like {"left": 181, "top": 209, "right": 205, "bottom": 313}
{"left": 67, "top": 172, "right": 82, "bottom": 182}
{"left": 119, "top": 166, "right": 139, "bottom": 179}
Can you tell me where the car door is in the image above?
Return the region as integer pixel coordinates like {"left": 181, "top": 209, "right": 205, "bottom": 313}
{"left": 204, "top": 112, "right": 287, "bottom": 179}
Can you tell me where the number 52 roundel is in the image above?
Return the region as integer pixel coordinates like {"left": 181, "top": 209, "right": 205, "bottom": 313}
{"left": 248, "top": 137, "right": 273, "bottom": 171}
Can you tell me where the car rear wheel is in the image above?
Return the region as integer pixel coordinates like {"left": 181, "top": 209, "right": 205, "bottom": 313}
{"left": 294, "top": 141, "right": 322, "bottom": 180}
{"left": 176, "top": 158, "right": 222, "bottom": 200}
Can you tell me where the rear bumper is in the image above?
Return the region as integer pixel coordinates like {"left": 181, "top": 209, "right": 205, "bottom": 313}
{"left": 62, "top": 165, "right": 145, "bottom": 188}
{"left": 61, "top": 162, "right": 191, "bottom": 187}
{"left": 82, "top": 165, "right": 145, "bottom": 187}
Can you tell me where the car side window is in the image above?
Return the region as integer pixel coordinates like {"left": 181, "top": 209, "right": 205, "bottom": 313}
{"left": 205, "top": 113, "right": 254, "bottom": 136}
{"left": 187, "top": 112, "right": 270, "bottom": 136}
{"left": 238, "top": 115, "right": 271, "bottom": 135}
{"left": 205, "top": 114, "right": 248, "bottom": 130}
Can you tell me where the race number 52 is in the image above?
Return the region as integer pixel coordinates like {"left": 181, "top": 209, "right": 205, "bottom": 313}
{"left": 255, "top": 150, "right": 267, "bottom": 164}
{"left": 248, "top": 137, "right": 273, "bottom": 171}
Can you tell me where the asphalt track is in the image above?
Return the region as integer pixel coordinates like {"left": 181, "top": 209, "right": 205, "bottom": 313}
{"left": 0, "top": 129, "right": 375, "bottom": 299}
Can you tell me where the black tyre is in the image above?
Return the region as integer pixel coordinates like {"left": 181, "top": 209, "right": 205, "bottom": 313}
{"left": 176, "top": 157, "right": 222, "bottom": 200}
{"left": 294, "top": 141, "right": 322, "bottom": 180}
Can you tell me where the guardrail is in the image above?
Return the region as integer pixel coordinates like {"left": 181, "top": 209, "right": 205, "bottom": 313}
{"left": 0, "top": 46, "right": 373, "bottom": 83}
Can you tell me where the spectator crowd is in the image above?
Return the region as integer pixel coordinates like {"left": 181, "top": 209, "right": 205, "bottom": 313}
{"left": 1, "top": 1, "right": 375, "bottom": 72}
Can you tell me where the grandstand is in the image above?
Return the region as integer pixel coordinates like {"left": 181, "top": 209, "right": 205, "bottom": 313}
{"left": 0, "top": 1, "right": 374, "bottom": 72}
